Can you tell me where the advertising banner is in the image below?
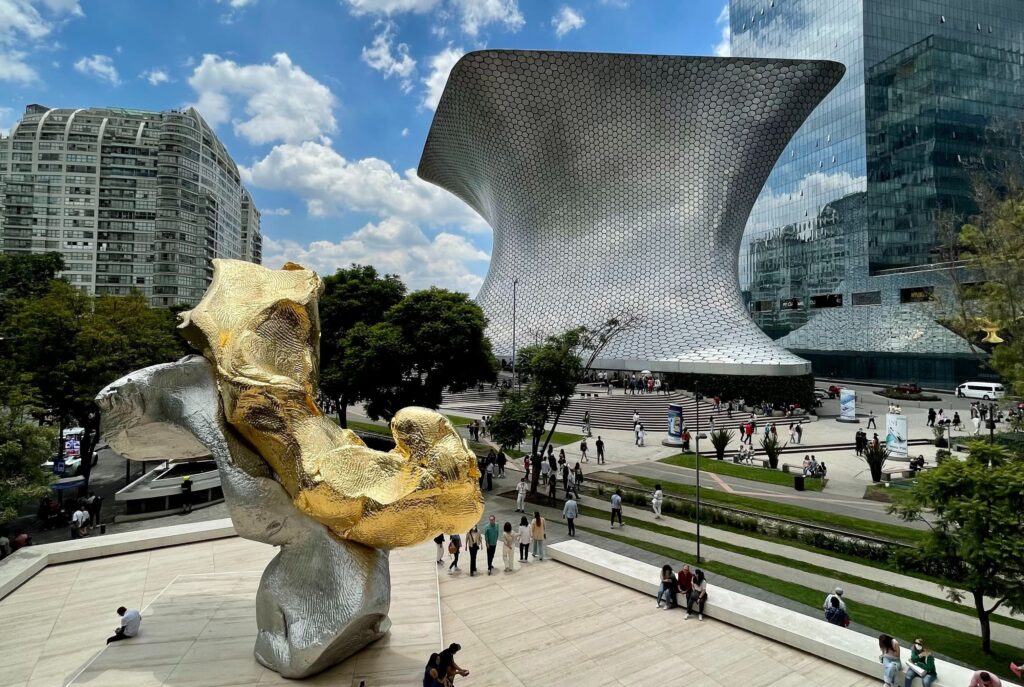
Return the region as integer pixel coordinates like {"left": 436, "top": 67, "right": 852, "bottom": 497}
{"left": 666, "top": 404, "right": 683, "bottom": 441}
{"left": 64, "top": 437, "right": 80, "bottom": 457}
{"left": 886, "top": 414, "right": 908, "bottom": 457}
{"left": 839, "top": 389, "right": 856, "bottom": 421}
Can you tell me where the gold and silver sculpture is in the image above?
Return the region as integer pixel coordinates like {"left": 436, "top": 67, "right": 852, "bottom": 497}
{"left": 96, "top": 260, "right": 484, "bottom": 678}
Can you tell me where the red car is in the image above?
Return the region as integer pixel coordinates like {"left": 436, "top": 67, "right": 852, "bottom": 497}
{"left": 895, "top": 382, "right": 922, "bottom": 394}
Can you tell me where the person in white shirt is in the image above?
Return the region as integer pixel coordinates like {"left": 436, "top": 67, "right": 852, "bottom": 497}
{"left": 71, "top": 507, "right": 89, "bottom": 539}
{"left": 636, "top": 424, "right": 646, "bottom": 447}
{"left": 517, "top": 516, "right": 531, "bottom": 561}
{"left": 632, "top": 410, "right": 640, "bottom": 429}
{"left": 822, "top": 587, "right": 846, "bottom": 612}
{"left": 540, "top": 460, "right": 551, "bottom": 485}
{"left": 685, "top": 569, "right": 708, "bottom": 620}
{"left": 515, "top": 477, "right": 528, "bottom": 513}
{"left": 610, "top": 489, "right": 623, "bottom": 528}
{"left": 651, "top": 484, "right": 664, "bottom": 519}
{"left": 562, "top": 495, "right": 578, "bottom": 536}
{"left": 107, "top": 606, "right": 141, "bottom": 643}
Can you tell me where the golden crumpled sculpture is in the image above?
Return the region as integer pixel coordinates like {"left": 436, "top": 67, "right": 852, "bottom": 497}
{"left": 179, "top": 259, "right": 483, "bottom": 549}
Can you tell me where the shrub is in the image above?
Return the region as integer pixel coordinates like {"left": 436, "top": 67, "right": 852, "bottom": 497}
{"left": 935, "top": 449, "right": 952, "bottom": 465}
{"left": 709, "top": 428, "right": 735, "bottom": 460}
{"left": 759, "top": 434, "right": 787, "bottom": 469}
{"left": 933, "top": 425, "right": 948, "bottom": 448}
{"left": 863, "top": 441, "right": 889, "bottom": 482}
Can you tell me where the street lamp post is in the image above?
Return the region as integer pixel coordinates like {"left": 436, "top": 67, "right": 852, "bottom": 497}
{"left": 694, "top": 381, "right": 701, "bottom": 564}
{"left": 511, "top": 278, "right": 518, "bottom": 389}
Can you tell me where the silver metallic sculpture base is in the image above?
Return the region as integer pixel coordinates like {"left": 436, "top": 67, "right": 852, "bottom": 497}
{"left": 96, "top": 356, "right": 390, "bottom": 678}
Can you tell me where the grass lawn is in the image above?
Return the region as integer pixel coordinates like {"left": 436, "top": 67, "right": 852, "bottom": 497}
{"left": 579, "top": 506, "right": 1024, "bottom": 634}
{"left": 345, "top": 419, "right": 389, "bottom": 435}
{"left": 444, "top": 414, "right": 476, "bottom": 426}
{"left": 660, "top": 453, "right": 824, "bottom": 491}
{"left": 581, "top": 527, "right": 1019, "bottom": 682}
{"left": 627, "top": 474, "right": 925, "bottom": 544}
{"left": 534, "top": 429, "right": 586, "bottom": 446}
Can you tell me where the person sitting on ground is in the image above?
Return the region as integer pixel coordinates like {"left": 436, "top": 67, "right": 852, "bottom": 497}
{"left": 968, "top": 671, "right": 1002, "bottom": 687}
{"left": 825, "top": 595, "right": 849, "bottom": 627}
{"left": 685, "top": 569, "right": 708, "bottom": 620}
{"left": 879, "top": 634, "right": 901, "bottom": 687}
{"left": 439, "top": 642, "right": 469, "bottom": 685}
{"left": 904, "top": 637, "right": 937, "bottom": 687}
{"left": 107, "top": 606, "right": 142, "bottom": 644}
{"left": 656, "top": 564, "right": 678, "bottom": 609}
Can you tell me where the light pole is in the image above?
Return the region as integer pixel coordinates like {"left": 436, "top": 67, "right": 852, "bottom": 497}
{"left": 989, "top": 401, "right": 997, "bottom": 443}
{"left": 694, "top": 381, "right": 701, "bottom": 564}
{"left": 511, "top": 278, "right": 518, "bottom": 389}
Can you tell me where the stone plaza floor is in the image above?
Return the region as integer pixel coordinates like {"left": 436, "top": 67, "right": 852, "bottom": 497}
{"left": 0, "top": 533, "right": 882, "bottom": 687}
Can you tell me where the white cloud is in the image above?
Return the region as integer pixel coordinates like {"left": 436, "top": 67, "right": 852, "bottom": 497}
{"left": 421, "top": 45, "right": 463, "bottom": 111}
{"left": 74, "top": 54, "right": 120, "bottom": 85}
{"left": 141, "top": 68, "right": 170, "bottom": 86}
{"left": 261, "top": 207, "right": 291, "bottom": 216}
{"left": 0, "top": 0, "right": 83, "bottom": 82}
{"left": 747, "top": 171, "right": 866, "bottom": 235}
{"left": 345, "top": 0, "right": 521, "bottom": 36}
{"left": 401, "top": 127, "right": 409, "bottom": 137}
{"left": 713, "top": 3, "right": 731, "bottom": 57}
{"left": 450, "top": 0, "right": 523, "bottom": 36}
{"left": 219, "top": 0, "right": 257, "bottom": 7}
{"left": 262, "top": 218, "right": 488, "bottom": 294}
{"left": 187, "top": 53, "right": 337, "bottom": 145}
{"left": 242, "top": 139, "right": 487, "bottom": 231}
{"left": 552, "top": 5, "right": 584, "bottom": 38}
{"left": 0, "top": 105, "right": 13, "bottom": 135}
{"left": 346, "top": 0, "right": 439, "bottom": 15}
{"left": 361, "top": 22, "right": 416, "bottom": 91}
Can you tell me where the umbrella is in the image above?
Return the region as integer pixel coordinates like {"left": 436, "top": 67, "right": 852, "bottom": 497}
{"left": 640, "top": 369, "right": 651, "bottom": 375}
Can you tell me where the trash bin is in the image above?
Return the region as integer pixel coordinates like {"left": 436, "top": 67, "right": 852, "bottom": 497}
{"left": 794, "top": 474, "right": 805, "bottom": 491}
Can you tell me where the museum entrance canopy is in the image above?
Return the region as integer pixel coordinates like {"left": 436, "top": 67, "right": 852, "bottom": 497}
{"left": 418, "top": 50, "right": 844, "bottom": 376}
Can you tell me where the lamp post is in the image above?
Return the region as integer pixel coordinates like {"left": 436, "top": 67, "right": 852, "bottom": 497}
{"left": 989, "top": 401, "right": 997, "bottom": 443}
{"left": 511, "top": 278, "right": 518, "bottom": 390}
{"left": 694, "top": 381, "right": 701, "bottom": 564}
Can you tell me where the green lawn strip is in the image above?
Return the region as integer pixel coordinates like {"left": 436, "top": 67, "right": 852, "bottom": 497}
{"left": 536, "top": 429, "right": 585, "bottom": 446}
{"left": 628, "top": 474, "right": 924, "bottom": 544}
{"left": 444, "top": 414, "right": 476, "bottom": 426}
{"left": 578, "top": 506, "right": 1024, "bottom": 633}
{"left": 579, "top": 526, "right": 1018, "bottom": 682}
{"left": 659, "top": 453, "right": 823, "bottom": 491}
{"left": 346, "top": 419, "right": 390, "bottom": 434}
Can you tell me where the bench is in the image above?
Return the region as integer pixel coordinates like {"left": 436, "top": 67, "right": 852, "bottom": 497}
{"left": 547, "top": 539, "right": 1004, "bottom": 687}
{"left": 781, "top": 462, "right": 802, "bottom": 474}
{"left": 731, "top": 455, "right": 771, "bottom": 469}
{"left": 881, "top": 465, "right": 934, "bottom": 482}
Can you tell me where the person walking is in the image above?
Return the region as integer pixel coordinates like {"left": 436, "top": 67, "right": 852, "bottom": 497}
{"left": 632, "top": 410, "right": 640, "bottom": 429}
{"left": 595, "top": 436, "right": 605, "bottom": 464}
{"left": 685, "top": 569, "right": 708, "bottom": 620}
{"left": 547, "top": 473, "right": 557, "bottom": 505}
{"left": 517, "top": 515, "right": 531, "bottom": 562}
{"left": 530, "top": 512, "right": 546, "bottom": 560}
{"left": 879, "top": 634, "right": 901, "bottom": 687}
{"left": 483, "top": 515, "right": 499, "bottom": 575}
{"left": 447, "top": 533, "right": 462, "bottom": 574}
{"left": 501, "top": 522, "right": 517, "bottom": 572}
{"left": 867, "top": 410, "right": 877, "bottom": 429}
{"left": 636, "top": 424, "right": 646, "bottom": 447}
{"left": 180, "top": 475, "right": 193, "bottom": 514}
{"left": 497, "top": 450, "right": 506, "bottom": 477}
{"left": 485, "top": 460, "right": 494, "bottom": 492}
{"left": 610, "top": 488, "right": 623, "bottom": 528}
{"left": 562, "top": 493, "right": 578, "bottom": 536}
{"left": 434, "top": 533, "right": 445, "bottom": 564}
{"left": 515, "top": 476, "right": 528, "bottom": 513}
{"left": 465, "top": 525, "right": 482, "bottom": 577}
{"left": 795, "top": 423, "right": 803, "bottom": 444}
{"left": 927, "top": 408, "right": 936, "bottom": 427}
{"left": 651, "top": 484, "right": 664, "bottom": 519}
{"left": 573, "top": 462, "right": 583, "bottom": 490}
{"left": 582, "top": 410, "right": 592, "bottom": 437}
{"left": 579, "top": 438, "right": 589, "bottom": 462}
{"left": 86, "top": 492, "right": 103, "bottom": 527}
{"left": 561, "top": 462, "right": 569, "bottom": 491}
{"left": 540, "top": 459, "right": 551, "bottom": 486}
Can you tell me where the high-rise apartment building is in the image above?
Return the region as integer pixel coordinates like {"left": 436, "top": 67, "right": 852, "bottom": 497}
{"left": 0, "top": 104, "right": 261, "bottom": 307}
{"left": 730, "top": 0, "right": 1024, "bottom": 386}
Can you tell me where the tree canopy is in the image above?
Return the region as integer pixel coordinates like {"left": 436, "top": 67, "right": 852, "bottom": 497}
{"left": 890, "top": 442, "right": 1024, "bottom": 653}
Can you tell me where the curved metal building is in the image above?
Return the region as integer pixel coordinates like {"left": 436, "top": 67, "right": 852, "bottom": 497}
{"left": 418, "top": 51, "right": 843, "bottom": 375}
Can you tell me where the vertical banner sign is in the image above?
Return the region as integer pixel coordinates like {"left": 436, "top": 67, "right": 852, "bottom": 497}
{"left": 667, "top": 403, "right": 683, "bottom": 441}
{"left": 839, "top": 389, "right": 856, "bottom": 421}
{"left": 64, "top": 436, "right": 81, "bottom": 457}
{"left": 886, "top": 414, "right": 908, "bottom": 457}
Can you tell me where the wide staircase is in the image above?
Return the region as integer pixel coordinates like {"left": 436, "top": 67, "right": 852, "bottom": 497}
{"left": 441, "top": 386, "right": 777, "bottom": 433}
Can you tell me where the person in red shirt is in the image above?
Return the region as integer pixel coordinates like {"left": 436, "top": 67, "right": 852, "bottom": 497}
{"left": 677, "top": 563, "right": 694, "bottom": 608}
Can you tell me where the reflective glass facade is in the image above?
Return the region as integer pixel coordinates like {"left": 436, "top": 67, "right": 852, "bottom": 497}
{"left": 733, "top": 0, "right": 1024, "bottom": 337}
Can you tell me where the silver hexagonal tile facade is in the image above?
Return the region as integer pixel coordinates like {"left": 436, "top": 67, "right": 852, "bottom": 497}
{"left": 418, "top": 50, "right": 844, "bottom": 376}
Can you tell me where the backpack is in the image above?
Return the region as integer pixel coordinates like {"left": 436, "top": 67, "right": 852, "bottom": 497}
{"left": 447, "top": 542, "right": 456, "bottom": 554}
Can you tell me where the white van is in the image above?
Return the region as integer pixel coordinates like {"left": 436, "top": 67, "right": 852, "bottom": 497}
{"left": 956, "top": 381, "right": 1005, "bottom": 400}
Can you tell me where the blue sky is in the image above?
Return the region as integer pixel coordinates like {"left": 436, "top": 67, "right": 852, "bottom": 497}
{"left": 0, "top": 0, "right": 730, "bottom": 293}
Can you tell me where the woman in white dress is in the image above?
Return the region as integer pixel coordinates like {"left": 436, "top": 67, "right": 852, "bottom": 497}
{"left": 652, "top": 483, "right": 664, "bottom": 519}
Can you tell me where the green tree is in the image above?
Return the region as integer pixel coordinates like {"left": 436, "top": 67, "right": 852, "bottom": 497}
{"left": 890, "top": 442, "right": 1024, "bottom": 653}
{"left": 486, "top": 390, "right": 531, "bottom": 453}
{"left": 0, "top": 378, "right": 57, "bottom": 525}
{"left": 355, "top": 288, "right": 496, "bottom": 421}
{"left": 9, "top": 284, "right": 185, "bottom": 488}
{"left": 0, "top": 252, "right": 65, "bottom": 323}
{"left": 319, "top": 265, "right": 406, "bottom": 427}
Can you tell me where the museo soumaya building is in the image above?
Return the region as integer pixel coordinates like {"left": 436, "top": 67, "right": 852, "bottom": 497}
{"left": 733, "top": 0, "right": 1024, "bottom": 387}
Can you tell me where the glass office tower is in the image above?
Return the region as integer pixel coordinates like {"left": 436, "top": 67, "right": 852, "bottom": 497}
{"left": 732, "top": 0, "right": 1024, "bottom": 385}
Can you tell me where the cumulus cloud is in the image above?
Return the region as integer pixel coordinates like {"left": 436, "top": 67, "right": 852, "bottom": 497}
{"left": 218, "top": 0, "right": 257, "bottom": 7}
{"left": 141, "top": 68, "right": 170, "bottom": 85}
{"left": 262, "top": 219, "right": 489, "bottom": 294}
{"left": 261, "top": 207, "right": 291, "bottom": 216}
{"left": 0, "top": 0, "right": 83, "bottom": 82}
{"left": 242, "top": 139, "right": 487, "bottom": 231}
{"left": 552, "top": 5, "right": 584, "bottom": 38}
{"left": 74, "top": 54, "right": 120, "bottom": 85}
{"left": 345, "top": 0, "right": 521, "bottom": 36}
{"left": 361, "top": 22, "right": 416, "bottom": 91}
{"left": 421, "top": 45, "right": 463, "bottom": 111}
{"left": 747, "top": 171, "right": 866, "bottom": 235}
{"left": 187, "top": 53, "right": 337, "bottom": 145}
{"left": 713, "top": 3, "right": 731, "bottom": 57}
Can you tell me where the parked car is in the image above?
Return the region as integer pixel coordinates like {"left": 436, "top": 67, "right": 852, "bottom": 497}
{"left": 814, "top": 388, "right": 829, "bottom": 400}
{"left": 895, "top": 382, "right": 922, "bottom": 394}
{"left": 956, "top": 381, "right": 1006, "bottom": 400}
{"left": 41, "top": 454, "right": 82, "bottom": 476}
